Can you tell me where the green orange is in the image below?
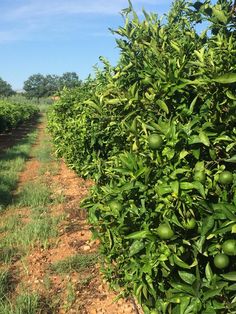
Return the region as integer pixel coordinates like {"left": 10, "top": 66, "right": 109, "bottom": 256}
{"left": 222, "top": 239, "right": 236, "bottom": 256}
{"left": 182, "top": 218, "right": 196, "bottom": 230}
{"left": 219, "top": 171, "right": 233, "bottom": 185}
{"left": 148, "top": 134, "right": 163, "bottom": 150}
{"left": 109, "top": 200, "right": 122, "bottom": 212}
{"left": 214, "top": 254, "right": 229, "bottom": 269}
{"left": 156, "top": 224, "right": 174, "bottom": 240}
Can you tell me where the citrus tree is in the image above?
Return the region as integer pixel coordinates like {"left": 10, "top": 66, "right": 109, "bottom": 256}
{"left": 49, "top": 0, "right": 236, "bottom": 312}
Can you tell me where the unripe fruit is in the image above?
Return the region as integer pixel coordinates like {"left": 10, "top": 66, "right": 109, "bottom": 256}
{"left": 214, "top": 254, "right": 229, "bottom": 269}
{"left": 148, "top": 134, "right": 163, "bottom": 150}
{"left": 222, "top": 239, "right": 236, "bottom": 256}
{"left": 156, "top": 224, "right": 174, "bottom": 240}
{"left": 219, "top": 171, "right": 233, "bottom": 185}
{"left": 109, "top": 201, "right": 122, "bottom": 212}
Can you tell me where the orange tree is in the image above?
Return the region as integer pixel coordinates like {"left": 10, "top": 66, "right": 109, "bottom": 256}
{"left": 0, "top": 101, "right": 39, "bottom": 133}
{"left": 49, "top": 0, "right": 236, "bottom": 312}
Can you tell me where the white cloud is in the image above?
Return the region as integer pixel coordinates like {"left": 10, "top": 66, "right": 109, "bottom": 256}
{"left": 0, "top": 0, "right": 171, "bottom": 43}
{"left": 4, "top": 0, "right": 169, "bottom": 20}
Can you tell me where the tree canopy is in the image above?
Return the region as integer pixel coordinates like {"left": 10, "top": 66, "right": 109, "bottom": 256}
{"left": 0, "top": 77, "right": 15, "bottom": 97}
{"left": 23, "top": 72, "right": 81, "bottom": 99}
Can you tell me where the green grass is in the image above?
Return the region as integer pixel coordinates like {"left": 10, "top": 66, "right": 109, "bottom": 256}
{"left": 51, "top": 253, "right": 98, "bottom": 274}
{"left": 0, "top": 246, "right": 20, "bottom": 264}
{"left": 64, "top": 282, "right": 76, "bottom": 311}
{"left": 33, "top": 137, "right": 53, "bottom": 163}
{"left": 0, "top": 270, "right": 13, "bottom": 301}
{"left": 0, "top": 293, "right": 44, "bottom": 314}
{"left": 0, "top": 131, "right": 38, "bottom": 209}
{"left": 0, "top": 214, "right": 22, "bottom": 234}
{"left": 16, "top": 181, "right": 52, "bottom": 208}
{"left": 3, "top": 213, "right": 61, "bottom": 251}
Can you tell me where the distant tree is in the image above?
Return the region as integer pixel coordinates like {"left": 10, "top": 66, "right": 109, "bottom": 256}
{"left": 44, "top": 74, "right": 60, "bottom": 96}
{"left": 0, "top": 77, "right": 15, "bottom": 97}
{"left": 59, "top": 72, "right": 81, "bottom": 89}
{"left": 23, "top": 72, "right": 81, "bottom": 101}
{"left": 23, "top": 74, "right": 46, "bottom": 101}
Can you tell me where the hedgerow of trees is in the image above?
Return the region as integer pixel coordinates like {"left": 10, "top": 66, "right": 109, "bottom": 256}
{"left": 23, "top": 72, "right": 81, "bottom": 100}
{"left": 48, "top": 0, "right": 236, "bottom": 313}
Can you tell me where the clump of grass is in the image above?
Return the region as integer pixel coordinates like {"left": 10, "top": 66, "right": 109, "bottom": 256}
{"left": 51, "top": 253, "right": 98, "bottom": 274}
{"left": 64, "top": 282, "right": 76, "bottom": 311}
{"left": 0, "top": 293, "right": 42, "bottom": 314}
{"left": 0, "top": 246, "right": 20, "bottom": 264}
{"left": 14, "top": 293, "right": 40, "bottom": 314}
{"left": 0, "top": 270, "right": 13, "bottom": 301}
{"left": 0, "top": 214, "right": 22, "bottom": 233}
{"left": 77, "top": 274, "right": 94, "bottom": 291}
{"left": 17, "top": 181, "right": 52, "bottom": 207}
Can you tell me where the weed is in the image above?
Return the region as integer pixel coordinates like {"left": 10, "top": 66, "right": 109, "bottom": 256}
{"left": 77, "top": 274, "right": 94, "bottom": 291}
{"left": 0, "top": 293, "right": 41, "bottom": 314}
{"left": 14, "top": 293, "right": 40, "bottom": 314}
{"left": 64, "top": 282, "right": 76, "bottom": 311}
{"left": 51, "top": 253, "right": 98, "bottom": 274}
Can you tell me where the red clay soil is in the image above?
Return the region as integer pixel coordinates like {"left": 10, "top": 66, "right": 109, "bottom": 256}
{"left": 2, "top": 119, "right": 143, "bottom": 313}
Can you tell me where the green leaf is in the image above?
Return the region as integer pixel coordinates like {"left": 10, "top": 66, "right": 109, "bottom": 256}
{"left": 83, "top": 100, "right": 102, "bottom": 113}
{"left": 156, "top": 99, "right": 169, "bottom": 114}
{"left": 173, "top": 255, "right": 191, "bottom": 269}
{"left": 221, "top": 272, "right": 236, "bottom": 281}
{"left": 171, "top": 181, "right": 179, "bottom": 195}
{"left": 125, "top": 230, "right": 151, "bottom": 239}
{"left": 225, "top": 155, "right": 236, "bottom": 163}
{"left": 179, "top": 150, "right": 189, "bottom": 159}
{"left": 178, "top": 271, "right": 196, "bottom": 285}
{"left": 129, "top": 240, "right": 145, "bottom": 256}
{"left": 106, "top": 98, "right": 121, "bottom": 105}
{"left": 170, "top": 282, "right": 195, "bottom": 295}
{"left": 226, "top": 90, "right": 236, "bottom": 100}
{"left": 212, "top": 7, "right": 228, "bottom": 23}
{"left": 212, "top": 73, "right": 236, "bottom": 84}
{"left": 205, "top": 263, "right": 213, "bottom": 281}
{"left": 180, "top": 182, "right": 205, "bottom": 198}
{"left": 195, "top": 161, "right": 205, "bottom": 172}
{"left": 203, "top": 288, "right": 223, "bottom": 302}
{"left": 201, "top": 216, "right": 215, "bottom": 236}
{"left": 232, "top": 224, "right": 236, "bottom": 233}
{"left": 199, "top": 131, "right": 210, "bottom": 146}
{"left": 226, "top": 284, "right": 236, "bottom": 291}
{"left": 214, "top": 135, "right": 232, "bottom": 144}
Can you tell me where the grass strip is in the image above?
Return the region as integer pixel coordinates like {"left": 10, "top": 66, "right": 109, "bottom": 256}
{"left": 0, "top": 131, "right": 38, "bottom": 210}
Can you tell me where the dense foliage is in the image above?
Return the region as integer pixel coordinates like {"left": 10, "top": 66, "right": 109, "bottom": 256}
{"left": 0, "top": 100, "right": 39, "bottom": 133}
{"left": 48, "top": 0, "right": 236, "bottom": 313}
{"left": 23, "top": 72, "right": 81, "bottom": 99}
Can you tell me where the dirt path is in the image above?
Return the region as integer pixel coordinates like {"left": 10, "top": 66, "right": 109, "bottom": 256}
{"left": 0, "top": 117, "right": 141, "bottom": 313}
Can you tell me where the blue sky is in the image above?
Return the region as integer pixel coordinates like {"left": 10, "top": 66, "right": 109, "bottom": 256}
{"left": 0, "top": 0, "right": 173, "bottom": 90}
